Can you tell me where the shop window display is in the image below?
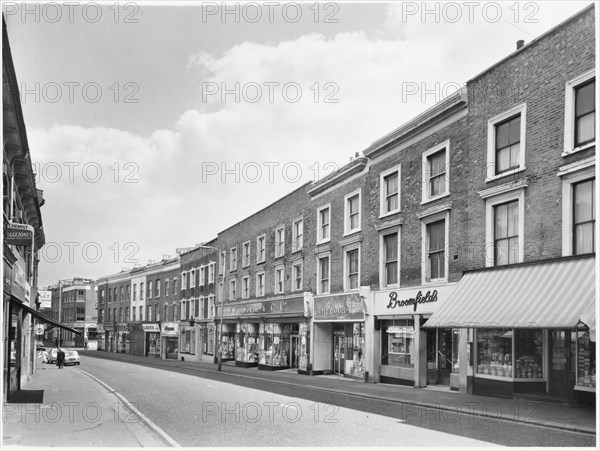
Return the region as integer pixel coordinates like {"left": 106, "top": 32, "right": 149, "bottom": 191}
{"left": 577, "top": 330, "right": 596, "bottom": 389}
{"left": 514, "top": 329, "right": 543, "bottom": 379}
{"left": 476, "top": 329, "right": 512, "bottom": 378}
{"left": 259, "top": 324, "right": 289, "bottom": 367}
{"left": 236, "top": 323, "right": 259, "bottom": 363}
{"left": 298, "top": 323, "right": 310, "bottom": 371}
{"left": 349, "top": 323, "right": 365, "bottom": 379}
{"left": 381, "top": 319, "right": 414, "bottom": 368}
{"left": 220, "top": 334, "right": 235, "bottom": 359}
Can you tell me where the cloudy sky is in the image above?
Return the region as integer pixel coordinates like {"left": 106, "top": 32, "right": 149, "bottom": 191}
{"left": 3, "top": 1, "right": 592, "bottom": 287}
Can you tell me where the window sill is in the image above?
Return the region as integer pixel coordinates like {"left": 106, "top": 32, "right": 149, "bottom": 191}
{"left": 343, "top": 228, "right": 362, "bottom": 238}
{"left": 562, "top": 141, "right": 595, "bottom": 157}
{"left": 421, "top": 192, "right": 450, "bottom": 206}
{"left": 485, "top": 166, "right": 526, "bottom": 183}
{"left": 422, "top": 278, "right": 448, "bottom": 285}
{"left": 379, "top": 209, "right": 401, "bottom": 220}
{"left": 317, "top": 239, "right": 331, "bottom": 245}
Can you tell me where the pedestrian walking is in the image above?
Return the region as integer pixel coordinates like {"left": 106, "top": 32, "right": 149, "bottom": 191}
{"left": 41, "top": 349, "right": 48, "bottom": 370}
{"left": 84, "top": 340, "right": 88, "bottom": 350}
{"left": 56, "top": 348, "right": 65, "bottom": 369}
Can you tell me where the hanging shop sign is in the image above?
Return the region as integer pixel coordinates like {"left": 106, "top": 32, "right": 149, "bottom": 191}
{"left": 313, "top": 293, "right": 365, "bottom": 322}
{"left": 373, "top": 283, "right": 457, "bottom": 316}
{"left": 5, "top": 223, "right": 34, "bottom": 246}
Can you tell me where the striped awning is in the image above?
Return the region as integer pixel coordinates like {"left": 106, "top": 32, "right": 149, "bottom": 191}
{"left": 424, "top": 256, "right": 596, "bottom": 337}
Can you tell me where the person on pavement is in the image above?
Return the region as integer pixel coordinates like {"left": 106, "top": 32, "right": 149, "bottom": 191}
{"left": 56, "top": 348, "right": 65, "bottom": 369}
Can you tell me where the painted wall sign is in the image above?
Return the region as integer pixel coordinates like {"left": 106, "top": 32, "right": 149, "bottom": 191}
{"left": 221, "top": 298, "right": 304, "bottom": 318}
{"left": 313, "top": 293, "right": 365, "bottom": 322}
{"left": 374, "top": 283, "right": 457, "bottom": 317}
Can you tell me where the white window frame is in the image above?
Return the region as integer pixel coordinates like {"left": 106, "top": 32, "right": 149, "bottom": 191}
{"left": 486, "top": 103, "right": 527, "bottom": 182}
{"left": 483, "top": 188, "right": 526, "bottom": 268}
{"left": 380, "top": 165, "right": 401, "bottom": 217}
{"left": 219, "top": 251, "right": 226, "bottom": 274}
{"left": 140, "top": 282, "right": 144, "bottom": 300}
{"left": 293, "top": 217, "right": 304, "bottom": 252}
{"left": 292, "top": 260, "right": 303, "bottom": 292}
{"left": 274, "top": 265, "right": 285, "bottom": 294}
{"left": 563, "top": 70, "right": 596, "bottom": 156}
{"left": 241, "top": 275, "right": 250, "bottom": 299}
{"left": 560, "top": 162, "right": 595, "bottom": 256}
{"left": 148, "top": 280, "right": 153, "bottom": 299}
{"left": 343, "top": 243, "right": 361, "bottom": 292}
{"left": 155, "top": 279, "right": 160, "bottom": 297}
{"left": 229, "top": 279, "right": 237, "bottom": 301}
{"left": 164, "top": 280, "right": 169, "bottom": 297}
{"left": 242, "top": 241, "right": 251, "bottom": 267}
{"left": 317, "top": 252, "right": 332, "bottom": 295}
{"left": 421, "top": 211, "right": 450, "bottom": 283}
{"left": 208, "top": 262, "right": 215, "bottom": 283}
{"left": 180, "top": 273, "right": 186, "bottom": 291}
{"left": 256, "top": 271, "right": 265, "bottom": 297}
{"left": 256, "top": 234, "right": 266, "bottom": 263}
{"left": 190, "top": 269, "right": 196, "bottom": 288}
{"left": 379, "top": 226, "right": 401, "bottom": 288}
{"left": 344, "top": 189, "right": 362, "bottom": 236}
{"left": 199, "top": 265, "right": 205, "bottom": 286}
{"left": 317, "top": 204, "right": 331, "bottom": 243}
{"left": 230, "top": 246, "right": 237, "bottom": 271}
{"left": 275, "top": 226, "right": 285, "bottom": 258}
{"left": 422, "top": 141, "right": 450, "bottom": 204}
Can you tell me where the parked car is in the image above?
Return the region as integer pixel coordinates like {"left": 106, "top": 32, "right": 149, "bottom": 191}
{"left": 64, "top": 350, "right": 80, "bottom": 366}
{"left": 47, "top": 348, "right": 58, "bottom": 364}
{"left": 10, "top": 350, "right": 16, "bottom": 366}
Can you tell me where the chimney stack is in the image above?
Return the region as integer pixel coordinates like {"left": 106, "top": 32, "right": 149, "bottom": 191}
{"left": 516, "top": 40, "right": 525, "bottom": 50}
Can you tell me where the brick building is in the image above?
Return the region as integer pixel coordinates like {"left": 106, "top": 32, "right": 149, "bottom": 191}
{"left": 216, "top": 183, "right": 313, "bottom": 371}
{"left": 178, "top": 241, "right": 218, "bottom": 362}
{"left": 425, "top": 5, "right": 596, "bottom": 403}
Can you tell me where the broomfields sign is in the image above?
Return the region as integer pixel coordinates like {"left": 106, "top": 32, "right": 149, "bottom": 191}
{"left": 5, "top": 223, "right": 34, "bottom": 246}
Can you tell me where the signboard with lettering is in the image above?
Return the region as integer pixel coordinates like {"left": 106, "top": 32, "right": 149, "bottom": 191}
{"left": 313, "top": 293, "right": 365, "bottom": 322}
{"left": 38, "top": 290, "right": 52, "bottom": 309}
{"left": 5, "top": 223, "right": 34, "bottom": 246}
{"left": 142, "top": 323, "right": 160, "bottom": 333}
{"left": 220, "top": 298, "right": 304, "bottom": 318}
{"left": 161, "top": 322, "right": 179, "bottom": 336}
{"left": 373, "top": 283, "right": 457, "bottom": 316}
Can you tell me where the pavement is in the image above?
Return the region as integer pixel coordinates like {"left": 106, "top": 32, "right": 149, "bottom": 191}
{"left": 3, "top": 350, "right": 596, "bottom": 448}
{"left": 2, "top": 356, "right": 174, "bottom": 448}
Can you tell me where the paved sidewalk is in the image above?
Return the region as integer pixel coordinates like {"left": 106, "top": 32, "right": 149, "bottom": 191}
{"left": 80, "top": 350, "right": 597, "bottom": 435}
{"left": 2, "top": 359, "right": 173, "bottom": 448}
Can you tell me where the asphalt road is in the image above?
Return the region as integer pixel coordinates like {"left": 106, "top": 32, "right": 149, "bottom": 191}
{"left": 80, "top": 356, "right": 595, "bottom": 447}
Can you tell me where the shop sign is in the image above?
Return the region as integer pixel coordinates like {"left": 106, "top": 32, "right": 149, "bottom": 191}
{"left": 142, "top": 323, "right": 160, "bottom": 333}
{"left": 35, "top": 324, "right": 45, "bottom": 335}
{"left": 38, "top": 290, "right": 52, "bottom": 309}
{"left": 117, "top": 323, "right": 129, "bottom": 332}
{"left": 5, "top": 223, "right": 34, "bottom": 246}
{"left": 374, "top": 283, "right": 457, "bottom": 316}
{"left": 161, "top": 322, "right": 179, "bottom": 336}
{"left": 221, "top": 298, "right": 304, "bottom": 317}
{"left": 313, "top": 293, "right": 365, "bottom": 322}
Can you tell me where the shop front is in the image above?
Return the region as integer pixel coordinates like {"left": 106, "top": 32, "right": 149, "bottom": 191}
{"left": 142, "top": 323, "right": 161, "bottom": 358}
{"left": 128, "top": 322, "right": 144, "bottom": 356}
{"left": 97, "top": 324, "right": 105, "bottom": 351}
{"left": 104, "top": 324, "right": 115, "bottom": 352}
{"left": 312, "top": 292, "right": 367, "bottom": 380}
{"left": 424, "top": 256, "right": 596, "bottom": 403}
{"left": 116, "top": 323, "right": 130, "bottom": 353}
{"left": 161, "top": 322, "right": 179, "bottom": 360}
{"left": 373, "top": 284, "right": 458, "bottom": 388}
{"left": 217, "top": 322, "right": 236, "bottom": 362}
{"left": 218, "top": 295, "right": 309, "bottom": 372}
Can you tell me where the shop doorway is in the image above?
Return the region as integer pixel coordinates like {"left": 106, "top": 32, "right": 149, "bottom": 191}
{"left": 549, "top": 330, "right": 575, "bottom": 398}
{"left": 333, "top": 332, "right": 345, "bottom": 375}
{"left": 291, "top": 335, "right": 299, "bottom": 368}
{"left": 438, "top": 329, "right": 453, "bottom": 385}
